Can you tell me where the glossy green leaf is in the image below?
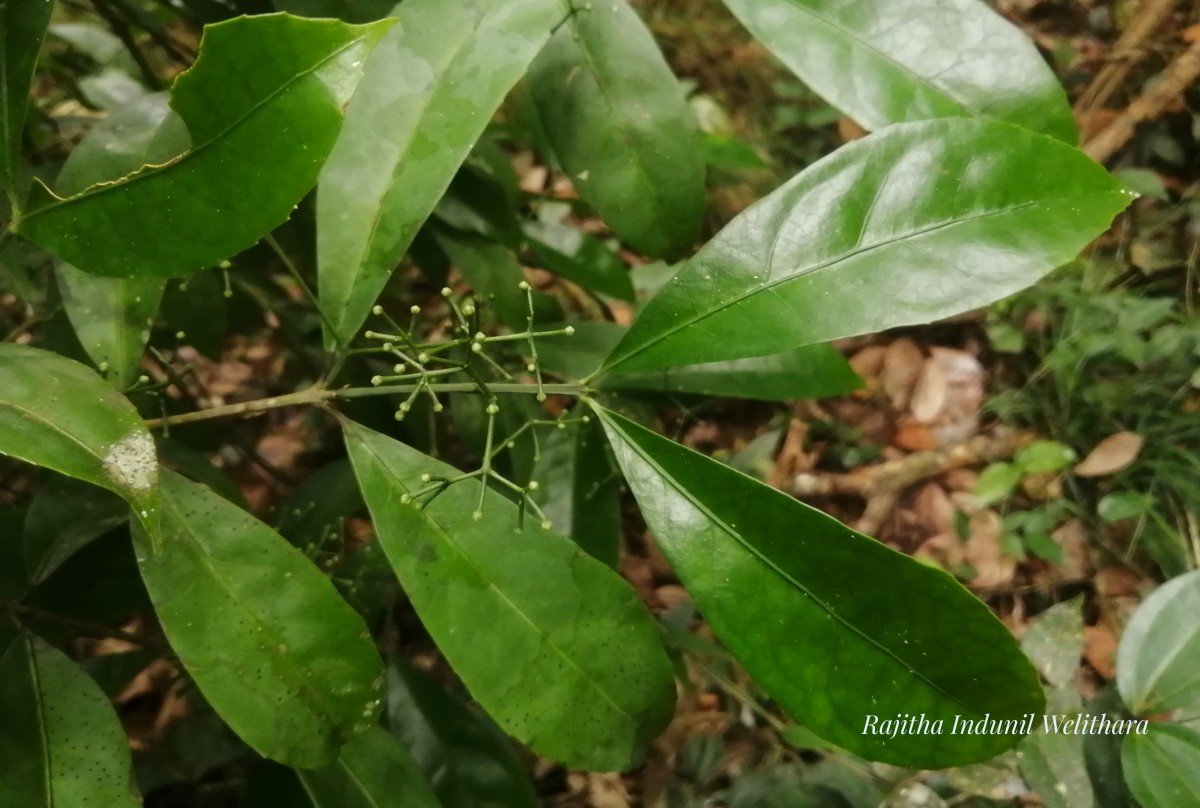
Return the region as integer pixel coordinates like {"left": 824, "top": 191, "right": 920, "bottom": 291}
{"left": 0, "top": 631, "right": 138, "bottom": 806}
{"left": 540, "top": 321, "right": 862, "bottom": 400}
{"left": 530, "top": 418, "right": 620, "bottom": 568}
{"left": 0, "top": 344, "right": 161, "bottom": 526}
{"left": 528, "top": 0, "right": 705, "bottom": 258}
{"left": 1116, "top": 569, "right": 1200, "bottom": 716}
{"left": 720, "top": 0, "right": 1075, "bottom": 142}
{"left": 599, "top": 119, "right": 1132, "bottom": 376}
{"left": 52, "top": 94, "right": 178, "bottom": 388}
{"left": 23, "top": 476, "right": 128, "bottom": 587}
{"left": 594, "top": 404, "right": 1044, "bottom": 767}
{"left": 317, "top": 0, "right": 561, "bottom": 348}
{"left": 133, "top": 470, "right": 385, "bottom": 768}
{"left": 297, "top": 726, "right": 440, "bottom": 808}
{"left": 56, "top": 265, "right": 162, "bottom": 389}
{"left": 0, "top": 0, "right": 52, "bottom": 199}
{"left": 387, "top": 659, "right": 538, "bottom": 808}
{"left": 1121, "top": 724, "right": 1200, "bottom": 808}
{"left": 524, "top": 220, "right": 635, "bottom": 301}
{"left": 19, "top": 14, "right": 393, "bottom": 278}
{"left": 343, "top": 419, "right": 675, "bottom": 770}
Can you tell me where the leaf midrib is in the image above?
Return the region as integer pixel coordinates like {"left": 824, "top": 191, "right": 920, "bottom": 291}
{"left": 770, "top": 0, "right": 969, "bottom": 122}
{"left": 24, "top": 637, "right": 54, "bottom": 807}
{"left": 600, "top": 407, "right": 985, "bottom": 716}
{"left": 354, "top": 435, "right": 642, "bottom": 733}
{"left": 20, "top": 33, "right": 373, "bottom": 221}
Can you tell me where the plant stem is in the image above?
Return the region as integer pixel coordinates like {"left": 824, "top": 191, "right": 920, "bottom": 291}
{"left": 144, "top": 382, "right": 583, "bottom": 429}
{"left": 264, "top": 234, "right": 341, "bottom": 352}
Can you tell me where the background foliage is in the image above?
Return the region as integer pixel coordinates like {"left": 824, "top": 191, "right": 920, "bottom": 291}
{"left": 1, "top": 0, "right": 1196, "bottom": 806}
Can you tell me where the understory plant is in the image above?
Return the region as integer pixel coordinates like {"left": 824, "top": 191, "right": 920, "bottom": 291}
{"left": 0, "top": 0, "right": 1153, "bottom": 804}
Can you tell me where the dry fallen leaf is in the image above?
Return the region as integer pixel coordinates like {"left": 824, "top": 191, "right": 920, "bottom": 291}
{"left": 848, "top": 344, "right": 887, "bottom": 390}
{"left": 964, "top": 509, "right": 1017, "bottom": 589}
{"left": 913, "top": 483, "right": 956, "bottom": 536}
{"left": 1074, "top": 432, "right": 1144, "bottom": 477}
{"left": 893, "top": 421, "right": 939, "bottom": 451}
{"left": 837, "top": 117, "right": 868, "bottom": 141}
{"left": 910, "top": 358, "right": 948, "bottom": 424}
{"left": 1084, "top": 624, "right": 1118, "bottom": 679}
{"left": 880, "top": 338, "right": 925, "bottom": 409}
{"left": 925, "top": 347, "right": 985, "bottom": 444}
{"left": 914, "top": 533, "right": 966, "bottom": 570}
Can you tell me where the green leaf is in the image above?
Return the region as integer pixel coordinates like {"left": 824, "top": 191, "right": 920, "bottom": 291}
{"left": 133, "top": 470, "right": 385, "bottom": 768}
{"left": 0, "top": 344, "right": 161, "bottom": 526}
{"left": 57, "top": 264, "right": 163, "bottom": 389}
{"left": 1015, "top": 440, "right": 1076, "bottom": 474}
{"left": 528, "top": 0, "right": 705, "bottom": 258}
{"left": 387, "top": 659, "right": 538, "bottom": 808}
{"left": 719, "top": 0, "right": 1075, "bottom": 142}
{"left": 1023, "top": 532, "right": 1065, "bottom": 565}
{"left": 51, "top": 94, "right": 179, "bottom": 387}
{"left": 0, "top": 631, "right": 138, "bottom": 806}
{"left": 0, "top": 0, "right": 53, "bottom": 199}
{"left": 1121, "top": 724, "right": 1200, "bottom": 808}
{"left": 297, "top": 726, "right": 440, "bottom": 808}
{"left": 317, "top": 0, "right": 561, "bottom": 349}
{"left": 540, "top": 321, "right": 862, "bottom": 399}
{"left": 1021, "top": 597, "right": 1084, "bottom": 689}
{"left": 530, "top": 418, "right": 621, "bottom": 568}
{"left": 23, "top": 476, "right": 128, "bottom": 587}
{"left": 598, "top": 119, "right": 1132, "bottom": 375}
{"left": 1116, "top": 569, "right": 1200, "bottom": 716}
{"left": 18, "top": 14, "right": 394, "bottom": 278}
{"left": 972, "top": 462, "right": 1021, "bottom": 506}
{"left": 343, "top": 419, "right": 676, "bottom": 770}
{"left": 524, "top": 220, "right": 635, "bottom": 301}
{"left": 1099, "top": 491, "right": 1155, "bottom": 523}
{"left": 593, "top": 404, "right": 1044, "bottom": 767}
{"left": 1020, "top": 730, "right": 1094, "bottom": 808}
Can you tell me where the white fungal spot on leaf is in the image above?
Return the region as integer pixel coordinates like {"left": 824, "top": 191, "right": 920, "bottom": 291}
{"left": 103, "top": 431, "right": 157, "bottom": 492}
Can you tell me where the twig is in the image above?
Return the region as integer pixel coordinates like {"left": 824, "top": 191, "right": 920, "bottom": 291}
{"left": 91, "top": 0, "right": 163, "bottom": 90}
{"left": 791, "top": 429, "right": 1032, "bottom": 534}
{"left": 264, "top": 235, "right": 341, "bottom": 352}
{"left": 1075, "top": 0, "right": 1178, "bottom": 115}
{"left": 1084, "top": 39, "right": 1200, "bottom": 164}
{"left": 143, "top": 382, "right": 583, "bottom": 429}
